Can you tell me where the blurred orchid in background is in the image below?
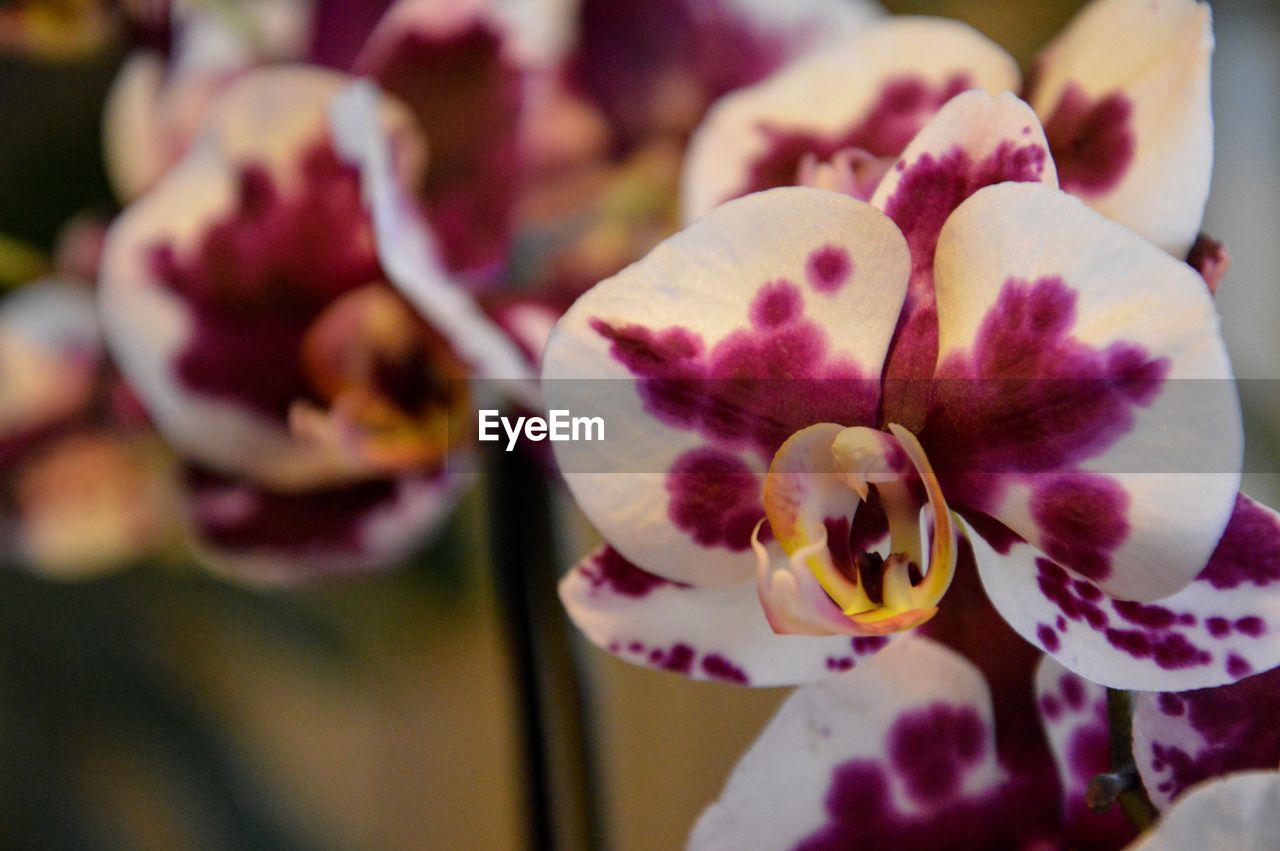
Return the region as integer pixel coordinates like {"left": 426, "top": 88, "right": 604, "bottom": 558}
{"left": 90, "top": 0, "right": 901, "bottom": 581}
{"left": 0, "top": 222, "right": 182, "bottom": 579}
{"left": 683, "top": 0, "right": 1211, "bottom": 258}
{"left": 99, "top": 65, "right": 535, "bottom": 582}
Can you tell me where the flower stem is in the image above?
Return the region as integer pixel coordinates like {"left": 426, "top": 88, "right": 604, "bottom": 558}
{"left": 488, "top": 447, "right": 601, "bottom": 851}
{"left": 1085, "top": 688, "right": 1158, "bottom": 830}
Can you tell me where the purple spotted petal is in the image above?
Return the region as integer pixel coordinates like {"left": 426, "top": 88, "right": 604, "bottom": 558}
{"left": 541, "top": 188, "right": 908, "bottom": 587}
{"left": 1035, "top": 655, "right": 1136, "bottom": 846}
{"left": 185, "top": 465, "right": 461, "bottom": 584}
{"left": 929, "top": 183, "right": 1239, "bottom": 602}
{"left": 869, "top": 90, "right": 1057, "bottom": 428}
{"left": 560, "top": 545, "right": 892, "bottom": 686}
{"left": 1133, "top": 666, "right": 1280, "bottom": 810}
{"left": 1027, "top": 0, "right": 1213, "bottom": 256}
{"left": 689, "top": 636, "right": 1028, "bottom": 849}
{"left": 1125, "top": 771, "right": 1280, "bottom": 851}
{"left": 972, "top": 494, "right": 1280, "bottom": 691}
{"left": 683, "top": 16, "right": 1018, "bottom": 221}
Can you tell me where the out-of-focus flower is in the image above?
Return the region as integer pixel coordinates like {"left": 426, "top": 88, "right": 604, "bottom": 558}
{"left": 0, "top": 278, "right": 182, "bottom": 577}
{"left": 543, "top": 88, "right": 1279, "bottom": 693}
{"left": 564, "top": 0, "right": 881, "bottom": 148}
{"left": 683, "top": 0, "right": 1212, "bottom": 263}
{"left": 105, "top": 0, "right": 314, "bottom": 200}
{"left": 100, "top": 66, "right": 529, "bottom": 582}
{"left": 0, "top": 0, "right": 116, "bottom": 60}
{"left": 687, "top": 637, "right": 1131, "bottom": 848}
{"left": 105, "top": 0, "right": 567, "bottom": 286}
{"left": 346, "top": 0, "right": 559, "bottom": 281}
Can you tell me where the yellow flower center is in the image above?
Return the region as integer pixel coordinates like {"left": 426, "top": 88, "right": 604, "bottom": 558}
{"left": 761, "top": 423, "right": 960, "bottom": 635}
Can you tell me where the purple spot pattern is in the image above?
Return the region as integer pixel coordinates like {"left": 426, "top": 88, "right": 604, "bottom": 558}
{"left": 793, "top": 702, "right": 1044, "bottom": 851}
{"left": 1036, "top": 668, "right": 1134, "bottom": 846}
{"left": 890, "top": 703, "right": 986, "bottom": 804}
{"left": 592, "top": 281, "right": 878, "bottom": 460}
{"left": 701, "top": 654, "right": 750, "bottom": 684}
{"left": 918, "top": 540, "right": 1137, "bottom": 848}
{"left": 610, "top": 639, "right": 753, "bottom": 686}
{"left": 1030, "top": 474, "right": 1129, "bottom": 582}
{"left": 150, "top": 143, "right": 383, "bottom": 421}
{"left": 739, "top": 74, "right": 974, "bottom": 202}
{"left": 1197, "top": 494, "right": 1280, "bottom": 591}
{"left": 805, "top": 245, "right": 853, "bottom": 293}
{"left": 579, "top": 545, "right": 686, "bottom": 597}
{"left": 924, "top": 276, "right": 1170, "bottom": 580}
{"left": 665, "top": 448, "right": 764, "bottom": 552}
{"left": 1139, "top": 667, "right": 1280, "bottom": 805}
{"left": 1042, "top": 83, "right": 1135, "bottom": 198}
{"left": 749, "top": 278, "right": 803, "bottom": 327}
{"left": 886, "top": 142, "right": 1049, "bottom": 283}
{"left": 1026, "top": 535, "right": 1279, "bottom": 679}
{"left": 1034, "top": 558, "right": 1217, "bottom": 671}
{"left": 824, "top": 635, "right": 890, "bottom": 673}
{"left": 363, "top": 21, "right": 523, "bottom": 277}
{"left": 1067, "top": 722, "right": 1108, "bottom": 784}
{"left": 879, "top": 140, "right": 1051, "bottom": 429}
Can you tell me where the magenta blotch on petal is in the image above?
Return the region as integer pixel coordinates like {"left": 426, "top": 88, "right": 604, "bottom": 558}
{"left": 1041, "top": 83, "right": 1135, "bottom": 197}
{"left": 1134, "top": 666, "right": 1280, "bottom": 810}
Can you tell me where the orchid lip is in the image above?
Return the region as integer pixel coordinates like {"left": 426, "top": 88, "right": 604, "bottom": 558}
{"left": 795, "top": 146, "right": 895, "bottom": 201}
{"left": 762, "top": 422, "right": 960, "bottom": 635}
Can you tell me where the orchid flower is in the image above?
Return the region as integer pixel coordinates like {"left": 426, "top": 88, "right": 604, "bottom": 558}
{"left": 542, "top": 84, "right": 1280, "bottom": 697}
{"left": 683, "top": 0, "right": 1213, "bottom": 265}
{"left": 687, "top": 635, "right": 1279, "bottom": 849}
{"left": 99, "top": 67, "right": 530, "bottom": 582}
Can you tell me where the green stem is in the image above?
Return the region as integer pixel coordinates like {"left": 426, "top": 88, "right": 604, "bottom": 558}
{"left": 1085, "top": 688, "right": 1158, "bottom": 831}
